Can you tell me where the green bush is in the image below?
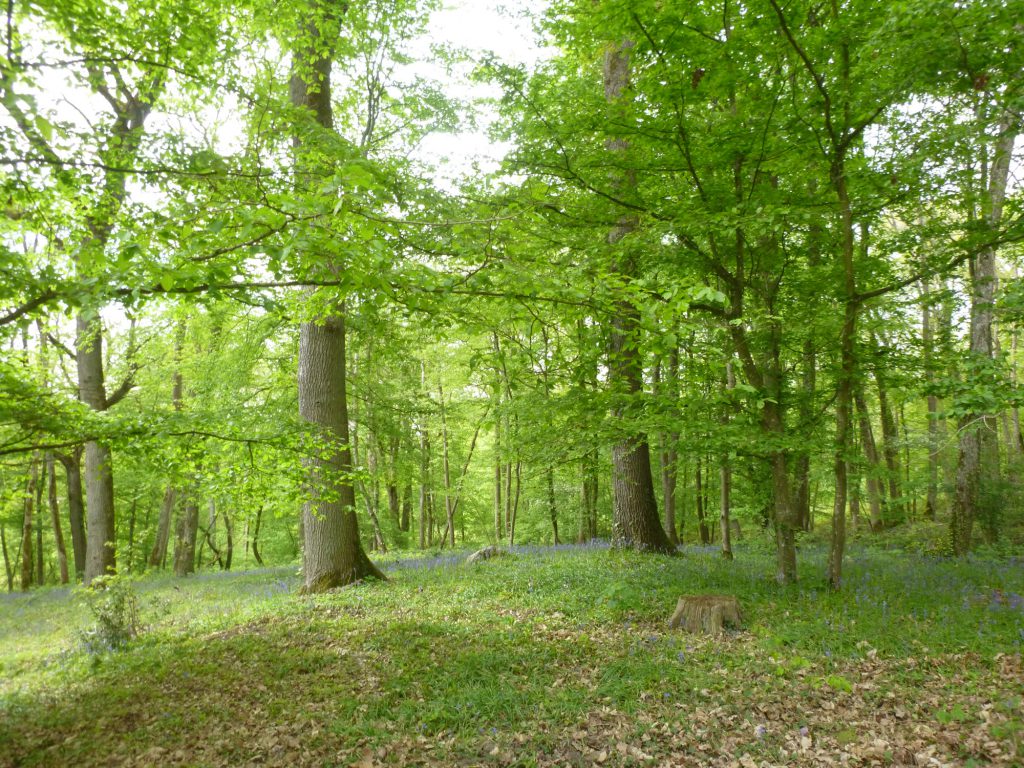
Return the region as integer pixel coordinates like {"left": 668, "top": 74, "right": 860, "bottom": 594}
{"left": 77, "top": 575, "right": 142, "bottom": 654}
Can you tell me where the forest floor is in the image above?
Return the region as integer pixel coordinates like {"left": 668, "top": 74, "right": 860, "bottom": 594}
{"left": 1, "top": 542, "right": 1023, "bottom": 767}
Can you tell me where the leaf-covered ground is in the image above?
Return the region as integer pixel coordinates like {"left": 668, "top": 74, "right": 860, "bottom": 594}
{"left": 1, "top": 544, "right": 1023, "bottom": 767}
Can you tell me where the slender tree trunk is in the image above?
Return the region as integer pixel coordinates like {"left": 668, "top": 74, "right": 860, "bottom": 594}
{"left": 794, "top": 337, "right": 816, "bottom": 531}
{"left": 438, "top": 384, "right": 456, "bottom": 549}
{"left": 150, "top": 322, "right": 184, "bottom": 568}
{"left": 509, "top": 461, "right": 522, "bottom": 546}
{"left": 223, "top": 510, "right": 233, "bottom": 570}
{"left": 126, "top": 498, "right": 137, "bottom": 574}
{"left": 659, "top": 348, "right": 680, "bottom": 546}
{"left": 21, "top": 456, "right": 38, "bottom": 590}
{"left": 873, "top": 362, "right": 903, "bottom": 521}
{"left": 546, "top": 468, "right": 559, "bottom": 544}
{"left": 720, "top": 361, "right": 735, "bottom": 559}
{"left": 855, "top": 391, "right": 885, "bottom": 531}
{"left": 34, "top": 464, "right": 44, "bottom": 585}
{"left": 173, "top": 487, "right": 199, "bottom": 577}
{"left": 921, "top": 278, "right": 940, "bottom": 519}
{"left": 57, "top": 448, "right": 86, "bottom": 578}
{"left": 695, "top": 457, "right": 710, "bottom": 545}
{"left": 1, "top": 523, "right": 12, "bottom": 592}
{"left": 494, "top": 417, "right": 503, "bottom": 541}
{"left": 251, "top": 506, "right": 265, "bottom": 566}
{"left": 149, "top": 488, "right": 175, "bottom": 568}
{"left": 418, "top": 429, "right": 429, "bottom": 550}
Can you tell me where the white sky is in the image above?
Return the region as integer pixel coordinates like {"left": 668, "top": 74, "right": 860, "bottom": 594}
{"left": 408, "top": 0, "right": 549, "bottom": 188}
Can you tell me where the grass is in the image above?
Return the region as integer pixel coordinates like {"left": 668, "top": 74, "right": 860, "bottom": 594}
{"left": 1, "top": 542, "right": 1023, "bottom": 766}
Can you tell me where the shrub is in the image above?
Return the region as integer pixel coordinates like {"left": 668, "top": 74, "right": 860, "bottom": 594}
{"left": 77, "top": 575, "right": 142, "bottom": 654}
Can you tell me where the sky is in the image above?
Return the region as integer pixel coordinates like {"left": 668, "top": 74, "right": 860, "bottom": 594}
{"left": 408, "top": 0, "right": 549, "bottom": 187}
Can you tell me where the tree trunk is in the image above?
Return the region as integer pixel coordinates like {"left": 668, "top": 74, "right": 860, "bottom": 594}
{"left": 694, "top": 457, "right": 710, "bottom": 545}
{"left": 173, "top": 487, "right": 199, "bottom": 577}
{"left": 1, "top": 523, "right": 12, "bottom": 592}
{"left": 292, "top": 5, "right": 382, "bottom": 591}
{"left": 223, "top": 509, "right": 233, "bottom": 570}
{"left": 794, "top": 337, "right": 816, "bottom": 531}
{"left": 951, "top": 117, "right": 1015, "bottom": 553}
{"left": 546, "top": 468, "right": 559, "bottom": 544}
{"left": 34, "top": 463, "right": 44, "bottom": 585}
{"left": 418, "top": 429, "right": 429, "bottom": 550}
{"left": 494, "top": 422, "right": 503, "bottom": 541}
{"left": 21, "top": 456, "right": 38, "bottom": 590}
{"left": 509, "top": 461, "right": 522, "bottom": 546}
{"left": 921, "top": 278, "right": 940, "bottom": 520}
{"left": 602, "top": 40, "right": 673, "bottom": 555}
{"left": 855, "top": 391, "right": 885, "bottom": 531}
{"left": 438, "top": 384, "right": 456, "bottom": 549}
{"left": 251, "top": 506, "right": 265, "bottom": 566}
{"left": 149, "top": 487, "right": 175, "bottom": 568}
{"left": 659, "top": 348, "right": 680, "bottom": 546}
{"left": 56, "top": 448, "right": 86, "bottom": 579}
{"left": 77, "top": 315, "right": 116, "bottom": 584}
{"left": 874, "top": 363, "right": 903, "bottom": 521}
{"left": 125, "top": 498, "right": 137, "bottom": 574}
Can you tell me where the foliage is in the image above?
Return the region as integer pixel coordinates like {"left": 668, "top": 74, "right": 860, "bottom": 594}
{"left": 75, "top": 575, "right": 142, "bottom": 654}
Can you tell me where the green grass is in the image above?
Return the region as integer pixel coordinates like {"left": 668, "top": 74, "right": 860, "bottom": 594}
{"left": 1, "top": 543, "right": 1023, "bottom": 766}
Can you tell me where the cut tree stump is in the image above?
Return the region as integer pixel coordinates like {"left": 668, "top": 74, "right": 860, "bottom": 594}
{"left": 668, "top": 595, "right": 742, "bottom": 635}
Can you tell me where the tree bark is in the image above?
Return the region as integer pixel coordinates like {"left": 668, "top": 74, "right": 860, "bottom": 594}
{"left": 855, "top": 391, "right": 885, "bottom": 531}
{"left": 601, "top": 40, "right": 673, "bottom": 554}
{"left": 78, "top": 316, "right": 116, "bottom": 584}
{"left": 251, "top": 506, "right": 265, "bottom": 566}
{"left": 173, "top": 486, "right": 199, "bottom": 577}
{"left": 46, "top": 454, "right": 68, "bottom": 585}
{"left": 56, "top": 448, "right": 86, "bottom": 578}
{"left": 951, "top": 116, "right": 1016, "bottom": 553}
{"left": 1, "top": 523, "right": 12, "bottom": 592}
{"left": 20, "top": 456, "right": 38, "bottom": 590}
{"left": 292, "top": 4, "right": 382, "bottom": 591}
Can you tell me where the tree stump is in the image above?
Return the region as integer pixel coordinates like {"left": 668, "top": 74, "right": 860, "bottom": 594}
{"left": 668, "top": 595, "right": 742, "bottom": 635}
{"left": 466, "top": 545, "right": 501, "bottom": 564}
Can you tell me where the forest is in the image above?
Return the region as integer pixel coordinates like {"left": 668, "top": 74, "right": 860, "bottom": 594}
{"left": 1, "top": 0, "right": 1023, "bottom": 765}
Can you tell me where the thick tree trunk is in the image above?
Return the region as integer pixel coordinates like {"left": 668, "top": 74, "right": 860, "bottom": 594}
{"left": 292, "top": 5, "right": 382, "bottom": 591}
{"left": 77, "top": 316, "right": 116, "bottom": 584}
{"left": 951, "top": 118, "right": 1015, "bottom": 553}
{"left": 602, "top": 40, "right": 673, "bottom": 555}
{"left": 298, "top": 313, "right": 384, "bottom": 588}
